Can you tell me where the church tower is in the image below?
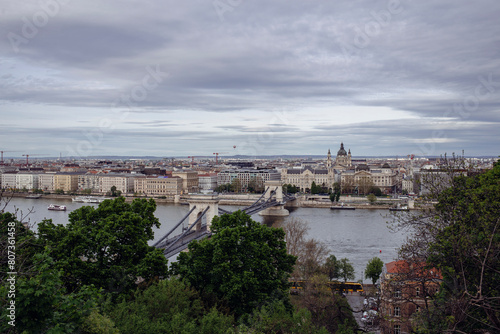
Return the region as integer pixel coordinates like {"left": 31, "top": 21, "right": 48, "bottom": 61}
{"left": 327, "top": 148, "right": 332, "bottom": 169}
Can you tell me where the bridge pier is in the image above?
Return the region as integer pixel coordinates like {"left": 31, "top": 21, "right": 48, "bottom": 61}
{"left": 259, "top": 180, "right": 289, "bottom": 217}
{"left": 188, "top": 194, "right": 219, "bottom": 231}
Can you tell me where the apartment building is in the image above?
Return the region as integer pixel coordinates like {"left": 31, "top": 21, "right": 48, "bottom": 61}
{"left": 134, "top": 176, "right": 183, "bottom": 196}
{"left": 1, "top": 172, "right": 18, "bottom": 190}
{"left": 217, "top": 169, "right": 281, "bottom": 190}
{"left": 39, "top": 173, "right": 56, "bottom": 192}
{"left": 99, "top": 174, "right": 135, "bottom": 194}
{"left": 54, "top": 172, "right": 81, "bottom": 192}
{"left": 78, "top": 173, "right": 101, "bottom": 193}
{"left": 16, "top": 173, "right": 40, "bottom": 190}
{"left": 198, "top": 173, "right": 218, "bottom": 192}
{"left": 379, "top": 260, "right": 442, "bottom": 334}
{"left": 172, "top": 170, "right": 199, "bottom": 194}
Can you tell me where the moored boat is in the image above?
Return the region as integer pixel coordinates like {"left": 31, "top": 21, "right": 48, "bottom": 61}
{"left": 48, "top": 204, "right": 67, "bottom": 211}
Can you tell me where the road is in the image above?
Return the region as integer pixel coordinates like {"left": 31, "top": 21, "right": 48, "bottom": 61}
{"left": 346, "top": 292, "right": 380, "bottom": 333}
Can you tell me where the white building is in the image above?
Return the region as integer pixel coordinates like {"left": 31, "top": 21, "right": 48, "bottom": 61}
{"left": 16, "top": 173, "right": 40, "bottom": 190}
{"left": 1, "top": 173, "right": 18, "bottom": 190}
{"left": 78, "top": 173, "right": 101, "bottom": 192}
{"left": 198, "top": 173, "right": 218, "bottom": 192}
{"left": 39, "top": 173, "right": 56, "bottom": 192}
{"left": 99, "top": 174, "right": 135, "bottom": 194}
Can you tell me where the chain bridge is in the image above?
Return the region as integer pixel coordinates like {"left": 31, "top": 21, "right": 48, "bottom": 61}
{"left": 154, "top": 181, "right": 296, "bottom": 258}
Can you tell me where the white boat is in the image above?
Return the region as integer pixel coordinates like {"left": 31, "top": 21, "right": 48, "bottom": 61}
{"left": 72, "top": 196, "right": 110, "bottom": 203}
{"left": 48, "top": 204, "right": 67, "bottom": 211}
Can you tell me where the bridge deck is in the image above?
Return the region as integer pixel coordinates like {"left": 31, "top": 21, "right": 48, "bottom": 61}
{"left": 155, "top": 193, "right": 296, "bottom": 258}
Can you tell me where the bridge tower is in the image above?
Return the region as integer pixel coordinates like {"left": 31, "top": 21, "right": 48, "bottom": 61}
{"left": 188, "top": 194, "right": 220, "bottom": 231}
{"left": 259, "top": 180, "right": 289, "bottom": 217}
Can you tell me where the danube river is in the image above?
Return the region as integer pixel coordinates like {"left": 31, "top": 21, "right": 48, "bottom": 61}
{"left": 2, "top": 197, "right": 407, "bottom": 283}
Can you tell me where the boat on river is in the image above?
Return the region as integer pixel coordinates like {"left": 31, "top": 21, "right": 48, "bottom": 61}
{"left": 389, "top": 204, "right": 409, "bottom": 211}
{"left": 72, "top": 196, "right": 110, "bottom": 203}
{"left": 25, "top": 194, "right": 42, "bottom": 199}
{"left": 48, "top": 204, "right": 67, "bottom": 211}
{"left": 330, "top": 203, "right": 356, "bottom": 210}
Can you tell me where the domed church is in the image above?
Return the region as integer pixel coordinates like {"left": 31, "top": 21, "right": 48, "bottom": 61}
{"left": 335, "top": 142, "right": 352, "bottom": 167}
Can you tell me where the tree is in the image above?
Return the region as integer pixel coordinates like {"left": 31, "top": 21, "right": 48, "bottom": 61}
{"left": 367, "top": 193, "right": 377, "bottom": 204}
{"left": 109, "top": 278, "right": 233, "bottom": 334}
{"left": 0, "top": 253, "right": 99, "bottom": 334}
{"left": 311, "top": 181, "right": 321, "bottom": 194}
{"left": 364, "top": 257, "right": 384, "bottom": 285}
{"left": 230, "top": 177, "right": 242, "bottom": 193}
{"left": 391, "top": 158, "right": 500, "bottom": 333}
{"left": 337, "top": 258, "right": 355, "bottom": 283}
{"left": 279, "top": 218, "right": 329, "bottom": 280}
{"left": 172, "top": 210, "right": 296, "bottom": 317}
{"left": 38, "top": 197, "right": 169, "bottom": 295}
{"left": 323, "top": 254, "right": 340, "bottom": 281}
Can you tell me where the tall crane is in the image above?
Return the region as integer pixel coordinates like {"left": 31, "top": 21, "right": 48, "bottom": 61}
{"left": 213, "top": 152, "right": 228, "bottom": 164}
{"left": 22, "top": 154, "right": 44, "bottom": 166}
{"left": 0, "top": 151, "right": 18, "bottom": 164}
{"left": 187, "top": 156, "right": 195, "bottom": 168}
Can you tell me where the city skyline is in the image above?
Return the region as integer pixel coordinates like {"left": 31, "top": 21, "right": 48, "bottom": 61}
{"left": 1, "top": 1, "right": 499, "bottom": 158}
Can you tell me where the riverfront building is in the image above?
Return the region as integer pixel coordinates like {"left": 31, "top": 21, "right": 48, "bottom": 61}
{"left": 217, "top": 169, "right": 281, "bottom": 190}
{"left": 134, "top": 176, "right": 183, "bottom": 196}
{"left": 172, "top": 170, "right": 199, "bottom": 194}
{"left": 99, "top": 174, "right": 135, "bottom": 194}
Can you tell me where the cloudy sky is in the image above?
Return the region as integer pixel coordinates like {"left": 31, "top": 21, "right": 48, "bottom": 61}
{"left": 1, "top": 0, "right": 499, "bottom": 158}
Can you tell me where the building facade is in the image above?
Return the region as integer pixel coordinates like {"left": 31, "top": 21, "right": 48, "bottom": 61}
{"left": 198, "top": 173, "right": 218, "bottom": 192}
{"left": 172, "top": 170, "right": 199, "bottom": 194}
{"left": 379, "top": 260, "right": 442, "bottom": 334}
{"left": 1, "top": 172, "right": 17, "bottom": 190}
{"left": 134, "top": 176, "right": 183, "bottom": 196}
{"left": 217, "top": 169, "right": 281, "bottom": 191}
{"left": 16, "top": 173, "right": 40, "bottom": 190}
{"left": 78, "top": 173, "right": 101, "bottom": 193}
{"left": 99, "top": 174, "right": 135, "bottom": 194}
{"left": 54, "top": 173, "right": 81, "bottom": 192}
{"left": 39, "top": 173, "right": 56, "bottom": 192}
{"left": 281, "top": 167, "right": 334, "bottom": 192}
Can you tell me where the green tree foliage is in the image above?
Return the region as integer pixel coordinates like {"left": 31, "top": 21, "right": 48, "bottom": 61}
{"left": 109, "top": 278, "right": 233, "bottom": 334}
{"left": 0, "top": 253, "right": 99, "bottom": 334}
{"left": 367, "top": 193, "right": 377, "bottom": 203}
{"left": 172, "top": 210, "right": 296, "bottom": 317}
{"left": 337, "top": 258, "right": 355, "bottom": 283}
{"left": 310, "top": 181, "right": 321, "bottom": 194}
{"left": 369, "top": 186, "right": 382, "bottom": 196}
{"left": 323, "top": 254, "right": 340, "bottom": 281}
{"left": 425, "top": 160, "right": 500, "bottom": 332}
{"left": 230, "top": 177, "right": 242, "bottom": 193}
{"left": 392, "top": 159, "right": 500, "bottom": 333}
{"left": 294, "top": 275, "right": 358, "bottom": 333}
{"left": 283, "top": 184, "right": 299, "bottom": 194}
{"left": 364, "top": 257, "right": 384, "bottom": 285}
{"left": 38, "top": 197, "right": 169, "bottom": 295}
{"left": 0, "top": 211, "right": 42, "bottom": 281}
{"left": 240, "top": 299, "right": 329, "bottom": 333}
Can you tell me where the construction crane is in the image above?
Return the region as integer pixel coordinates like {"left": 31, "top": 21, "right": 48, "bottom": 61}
{"left": 0, "top": 151, "right": 18, "bottom": 164}
{"left": 187, "top": 156, "right": 195, "bottom": 168}
{"left": 22, "top": 154, "right": 44, "bottom": 166}
{"left": 213, "top": 152, "right": 228, "bottom": 164}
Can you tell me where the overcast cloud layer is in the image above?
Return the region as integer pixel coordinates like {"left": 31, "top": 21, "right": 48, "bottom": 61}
{"left": 1, "top": 0, "right": 499, "bottom": 158}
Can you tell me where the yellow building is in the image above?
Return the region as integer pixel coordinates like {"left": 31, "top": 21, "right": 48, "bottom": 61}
{"left": 134, "top": 176, "right": 183, "bottom": 196}
{"left": 54, "top": 173, "right": 81, "bottom": 192}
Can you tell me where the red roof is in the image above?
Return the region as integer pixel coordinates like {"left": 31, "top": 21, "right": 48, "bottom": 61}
{"left": 386, "top": 260, "right": 442, "bottom": 279}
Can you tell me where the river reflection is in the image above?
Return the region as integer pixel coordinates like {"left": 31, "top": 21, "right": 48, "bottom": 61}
{"left": 2, "top": 197, "right": 406, "bottom": 282}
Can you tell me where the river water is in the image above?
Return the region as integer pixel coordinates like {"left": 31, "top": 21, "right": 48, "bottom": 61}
{"left": 2, "top": 197, "right": 407, "bottom": 283}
